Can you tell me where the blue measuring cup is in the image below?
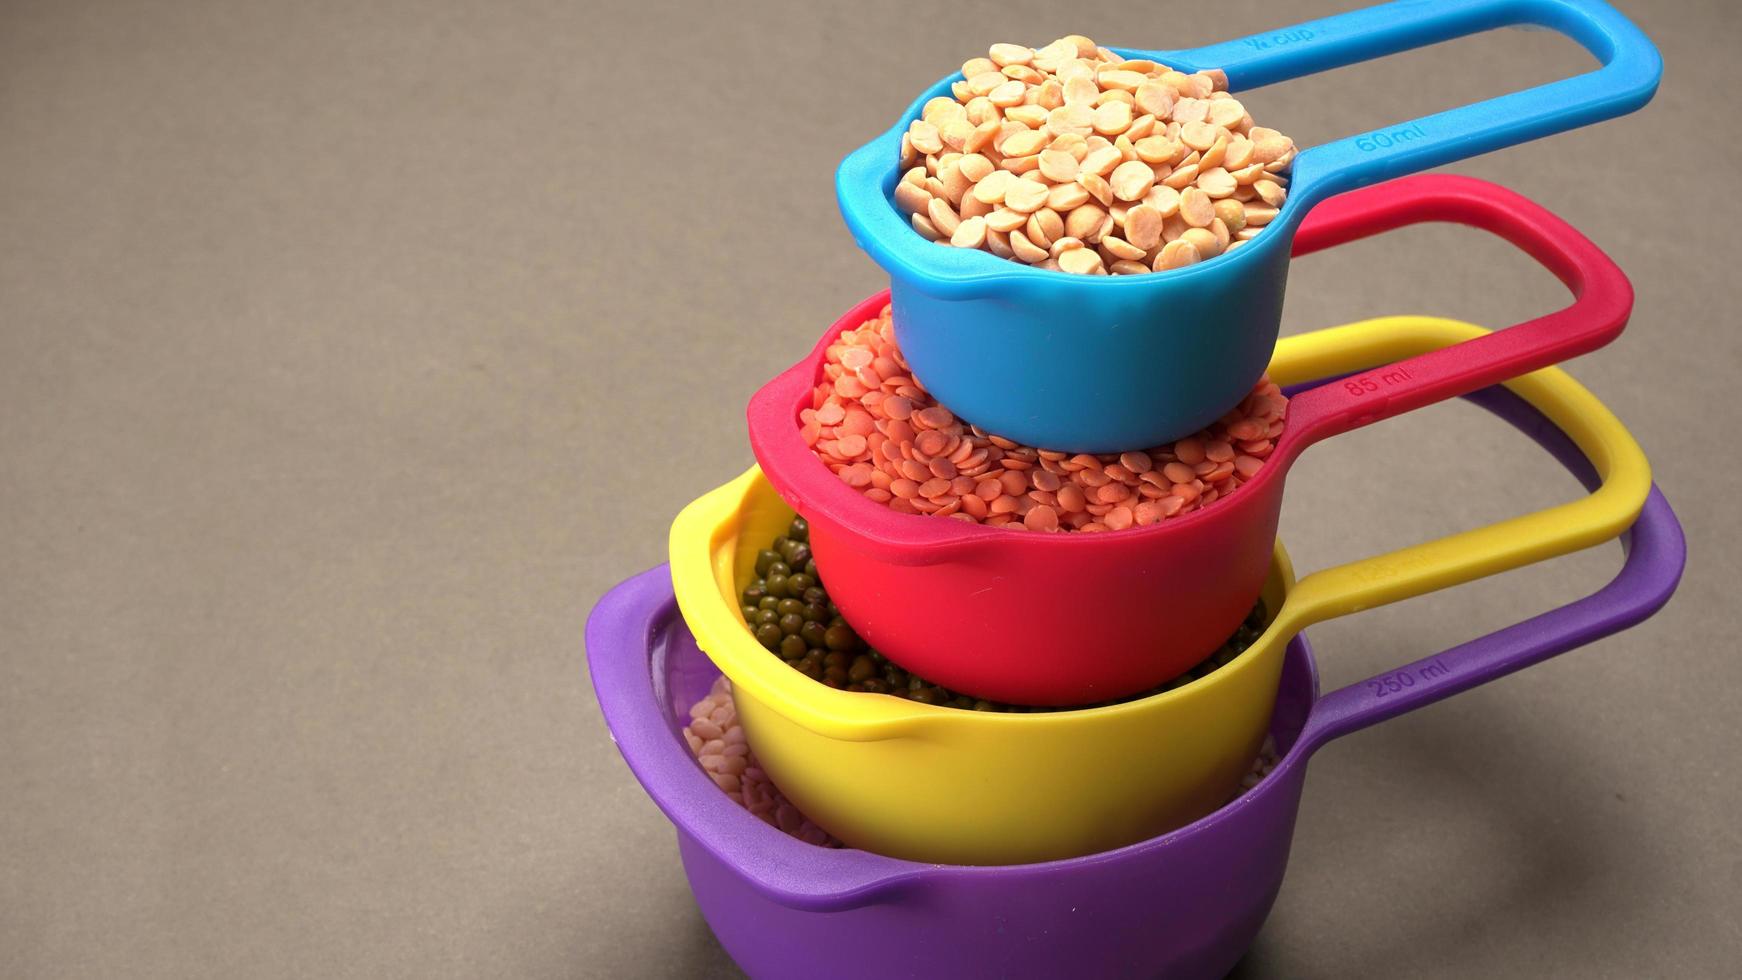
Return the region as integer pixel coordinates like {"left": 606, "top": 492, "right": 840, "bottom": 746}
{"left": 836, "top": 0, "right": 1661, "bottom": 452}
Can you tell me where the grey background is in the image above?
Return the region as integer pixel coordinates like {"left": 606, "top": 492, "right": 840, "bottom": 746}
{"left": 3, "top": 0, "right": 1738, "bottom": 976}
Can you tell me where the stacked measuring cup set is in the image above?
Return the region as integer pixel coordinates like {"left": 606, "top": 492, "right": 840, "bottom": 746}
{"left": 588, "top": 1, "right": 1683, "bottom": 977}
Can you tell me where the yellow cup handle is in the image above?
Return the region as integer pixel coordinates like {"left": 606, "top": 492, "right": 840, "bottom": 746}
{"left": 1268, "top": 316, "right": 1651, "bottom": 636}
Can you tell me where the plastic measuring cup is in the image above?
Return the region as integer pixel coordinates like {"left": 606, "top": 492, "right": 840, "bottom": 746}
{"left": 836, "top": 0, "right": 1661, "bottom": 451}
{"left": 590, "top": 412, "right": 1683, "bottom": 978}
{"left": 757, "top": 174, "right": 1633, "bottom": 706}
{"left": 695, "top": 313, "right": 1652, "bottom": 864}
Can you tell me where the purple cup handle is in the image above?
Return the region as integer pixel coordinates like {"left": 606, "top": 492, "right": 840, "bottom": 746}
{"left": 1293, "top": 384, "right": 1686, "bottom": 755}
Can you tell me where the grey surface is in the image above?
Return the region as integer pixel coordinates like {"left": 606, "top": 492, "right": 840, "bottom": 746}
{"left": 2, "top": 0, "right": 1738, "bottom": 977}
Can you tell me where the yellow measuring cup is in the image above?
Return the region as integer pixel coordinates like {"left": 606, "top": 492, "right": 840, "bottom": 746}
{"left": 670, "top": 316, "right": 1650, "bottom": 864}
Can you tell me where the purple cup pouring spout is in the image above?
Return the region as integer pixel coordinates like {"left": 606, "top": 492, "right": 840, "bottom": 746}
{"left": 585, "top": 382, "right": 1685, "bottom": 980}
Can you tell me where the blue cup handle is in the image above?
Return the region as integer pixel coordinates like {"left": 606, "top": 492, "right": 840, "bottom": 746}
{"left": 1143, "top": 0, "right": 1661, "bottom": 208}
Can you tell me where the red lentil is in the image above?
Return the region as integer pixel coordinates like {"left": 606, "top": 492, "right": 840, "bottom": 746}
{"left": 802, "top": 304, "right": 1287, "bottom": 531}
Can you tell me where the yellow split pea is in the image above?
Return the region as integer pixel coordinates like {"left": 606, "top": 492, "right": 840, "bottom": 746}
{"left": 893, "top": 34, "right": 1298, "bottom": 275}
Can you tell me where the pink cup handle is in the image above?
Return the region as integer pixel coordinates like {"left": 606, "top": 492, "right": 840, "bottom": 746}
{"left": 1274, "top": 173, "right": 1633, "bottom": 461}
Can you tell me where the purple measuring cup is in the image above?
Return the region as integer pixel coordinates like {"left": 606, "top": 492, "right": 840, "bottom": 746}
{"left": 584, "top": 385, "right": 1685, "bottom": 980}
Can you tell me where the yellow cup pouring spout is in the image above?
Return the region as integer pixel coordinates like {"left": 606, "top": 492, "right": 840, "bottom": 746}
{"left": 669, "top": 316, "right": 1652, "bottom": 866}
